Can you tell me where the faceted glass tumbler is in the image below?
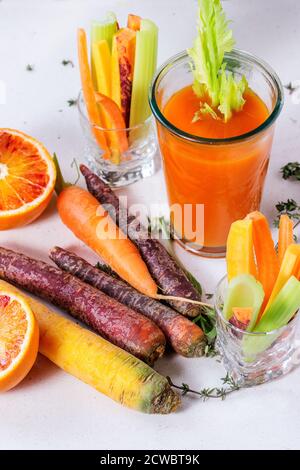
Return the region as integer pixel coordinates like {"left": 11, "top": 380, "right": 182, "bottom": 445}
{"left": 78, "top": 90, "right": 157, "bottom": 187}
{"left": 214, "top": 276, "right": 299, "bottom": 387}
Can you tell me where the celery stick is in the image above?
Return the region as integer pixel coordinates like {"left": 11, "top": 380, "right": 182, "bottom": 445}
{"left": 91, "top": 12, "right": 118, "bottom": 51}
{"left": 129, "top": 19, "right": 158, "bottom": 127}
{"left": 242, "top": 276, "right": 300, "bottom": 358}
{"left": 223, "top": 274, "right": 264, "bottom": 331}
{"left": 91, "top": 12, "right": 118, "bottom": 90}
{"left": 255, "top": 276, "right": 300, "bottom": 333}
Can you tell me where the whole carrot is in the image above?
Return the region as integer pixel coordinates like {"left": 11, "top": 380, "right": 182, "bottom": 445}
{"left": 0, "top": 247, "right": 165, "bottom": 365}
{"left": 50, "top": 247, "right": 207, "bottom": 357}
{"left": 80, "top": 164, "right": 203, "bottom": 317}
{"left": 54, "top": 155, "right": 158, "bottom": 299}
{"left": 0, "top": 279, "right": 180, "bottom": 414}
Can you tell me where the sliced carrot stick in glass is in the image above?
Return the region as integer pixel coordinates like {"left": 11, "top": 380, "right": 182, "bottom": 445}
{"left": 226, "top": 219, "right": 257, "bottom": 281}
{"left": 77, "top": 28, "right": 109, "bottom": 156}
{"left": 127, "top": 14, "right": 141, "bottom": 31}
{"left": 247, "top": 212, "right": 279, "bottom": 312}
{"left": 113, "top": 28, "right": 136, "bottom": 126}
{"left": 111, "top": 35, "right": 122, "bottom": 110}
{"left": 92, "top": 40, "right": 111, "bottom": 96}
{"left": 263, "top": 244, "right": 300, "bottom": 315}
{"left": 278, "top": 214, "right": 294, "bottom": 264}
{"left": 95, "top": 92, "right": 128, "bottom": 164}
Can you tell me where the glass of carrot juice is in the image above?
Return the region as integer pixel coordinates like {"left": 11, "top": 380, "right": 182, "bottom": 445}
{"left": 150, "top": 50, "right": 283, "bottom": 257}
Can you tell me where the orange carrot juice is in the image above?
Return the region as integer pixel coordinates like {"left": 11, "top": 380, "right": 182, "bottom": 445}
{"left": 158, "top": 84, "right": 271, "bottom": 254}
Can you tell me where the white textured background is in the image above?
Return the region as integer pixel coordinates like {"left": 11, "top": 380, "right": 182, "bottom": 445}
{"left": 0, "top": 0, "right": 300, "bottom": 450}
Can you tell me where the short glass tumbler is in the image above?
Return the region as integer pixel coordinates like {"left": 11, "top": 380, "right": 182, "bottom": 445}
{"left": 215, "top": 276, "right": 299, "bottom": 387}
{"left": 78, "top": 90, "right": 157, "bottom": 187}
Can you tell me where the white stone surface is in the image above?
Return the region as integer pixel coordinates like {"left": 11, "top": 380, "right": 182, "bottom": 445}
{"left": 0, "top": 0, "right": 299, "bottom": 450}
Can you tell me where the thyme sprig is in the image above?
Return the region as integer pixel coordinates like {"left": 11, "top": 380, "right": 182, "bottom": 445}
{"left": 167, "top": 373, "right": 240, "bottom": 401}
{"left": 67, "top": 98, "right": 78, "bottom": 107}
{"left": 284, "top": 82, "right": 300, "bottom": 95}
{"left": 273, "top": 199, "right": 300, "bottom": 228}
{"left": 281, "top": 162, "right": 300, "bottom": 181}
{"left": 62, "top": 59, "right": 74, "bottom": 67}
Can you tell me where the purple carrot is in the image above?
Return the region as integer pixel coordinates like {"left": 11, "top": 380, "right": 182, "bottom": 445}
{"left": 50, "top": 247, "right": 206, "bottom": 357}
{"left": 0, "top": 247, "right": 165, "bottom": 365}
{"left": 80, "top": 164, "right": 203, "bottom": 317}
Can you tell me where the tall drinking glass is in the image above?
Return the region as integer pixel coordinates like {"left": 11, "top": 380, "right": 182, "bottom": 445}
{"left": 150, "top": 50, "right": 283, "bottom": 257}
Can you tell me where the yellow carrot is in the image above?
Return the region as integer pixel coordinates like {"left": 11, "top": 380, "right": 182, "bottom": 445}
{"left": 92, "top": 40, "right": 111, "bottom": 96}
{"left": 226, "top": 219, "right": 257, "bottom": 281}
{"left": 111, "top": 35, "right": 121, "bottom": 109}
{"left": 0, "top": 280, "right": 180, "bottom": 414}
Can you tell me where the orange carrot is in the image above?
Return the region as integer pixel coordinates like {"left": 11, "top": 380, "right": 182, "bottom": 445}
{"left": 57, "top": 185, "right": 157, "bottom": 298}
{"left": 278, "top": 215, "right": 294, "bottom": 264}
{"left": 77, "top": 28, "right": 109, "bottom": 155}
{"left": 263, "top": 244, "right": 300, "bottom": 314}
{"left": 127, "top": 14, "right": 141, "bottom": 31}
{"left": 94, "top": 92, "right": 128, "bottom": 161}
{"left": 247, "top": 211, "right": 279, "bottom": 312}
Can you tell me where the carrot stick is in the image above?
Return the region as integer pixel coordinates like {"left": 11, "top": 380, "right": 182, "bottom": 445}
{"left": 0, "top": 247, "right": 165, "bottom": 365}
{"left": 0, "top": 279, "right": 180, "bottom": 414}
{"left": 80, "top": 164, "right": 204, "bottom": 317}
{"left": 127, "top": 14, "right": 141, "bottom": 31}
{"left": 278, "top": 214, "right": 294, "bottom": 264}
{"left": 77, "top": 28, "right": 109, "bottom": 156}
{"left": 247, "top": 211, "right": 279, "bottom": 312}
{"left": 113, "top": 28, "right": 136, "bottom": 126}
{"left": 94, "top": 92, "right": 128, "bottom": 161}
{"left": 57, "top": 185, "right": 158, "bottom": 298}
{"left": 50, "top": 247, "right": 207, "bottom": 357}
{"left": 263, "top": 244, "right": 300, "bottom": 314}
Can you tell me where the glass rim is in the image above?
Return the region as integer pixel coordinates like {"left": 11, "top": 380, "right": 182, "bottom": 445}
{"left": 77, "top": 89, "right": 153, "bottom": 132}
{"left": 149, "top": 48, "right": 284, "bottom": 145}
{"left": 214, "top": 275, "right": 299, "bottom": 337}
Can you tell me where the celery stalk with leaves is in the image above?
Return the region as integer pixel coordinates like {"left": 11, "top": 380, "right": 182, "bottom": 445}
{"left": 188, "top": 0, "right": 248, "bottom": 122}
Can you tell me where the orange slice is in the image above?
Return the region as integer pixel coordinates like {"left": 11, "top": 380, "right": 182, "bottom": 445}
{"left": 0, "top": 128, "right": 56, "bottom": 230}
{"left": 0, "top": 288, "right": 39, "bottom": 391}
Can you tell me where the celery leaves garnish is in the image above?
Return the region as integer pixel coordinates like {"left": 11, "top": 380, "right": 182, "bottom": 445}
{"left": 192, "top": 103, "right": 219, "bottom": 122}
{"left": 188, "top": 0, "right": 248, "bottom": 122}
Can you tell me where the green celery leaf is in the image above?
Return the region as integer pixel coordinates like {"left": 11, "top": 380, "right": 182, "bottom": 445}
{"left": 188, "top": 0, "right": 247, "bottom": 122}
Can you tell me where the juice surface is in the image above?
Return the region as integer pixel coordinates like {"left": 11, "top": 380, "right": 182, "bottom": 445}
{"left": 159, "top": 85, "right": 272, "bottom": 252}
{"left": 164, "top": 85, "right": 269, "bottom": 139}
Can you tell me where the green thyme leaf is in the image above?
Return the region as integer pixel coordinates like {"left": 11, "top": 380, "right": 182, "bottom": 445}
{"left": 281, "top": 162, "right": 300, "bottom": 181}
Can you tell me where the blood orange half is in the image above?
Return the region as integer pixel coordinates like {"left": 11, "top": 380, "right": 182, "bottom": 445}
{"left": 0, "top": 288, "right": 39, "bottom": 391}
{"left": 0, "top": 128, "right": 56, "bottom": 230}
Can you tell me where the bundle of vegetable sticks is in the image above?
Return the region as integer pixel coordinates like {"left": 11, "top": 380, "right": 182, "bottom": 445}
{"left": 78, "top": 12, "right": 158, "bottom": 163}
{"left": 225, "top": 211, "right": 300, "bottom": 334}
